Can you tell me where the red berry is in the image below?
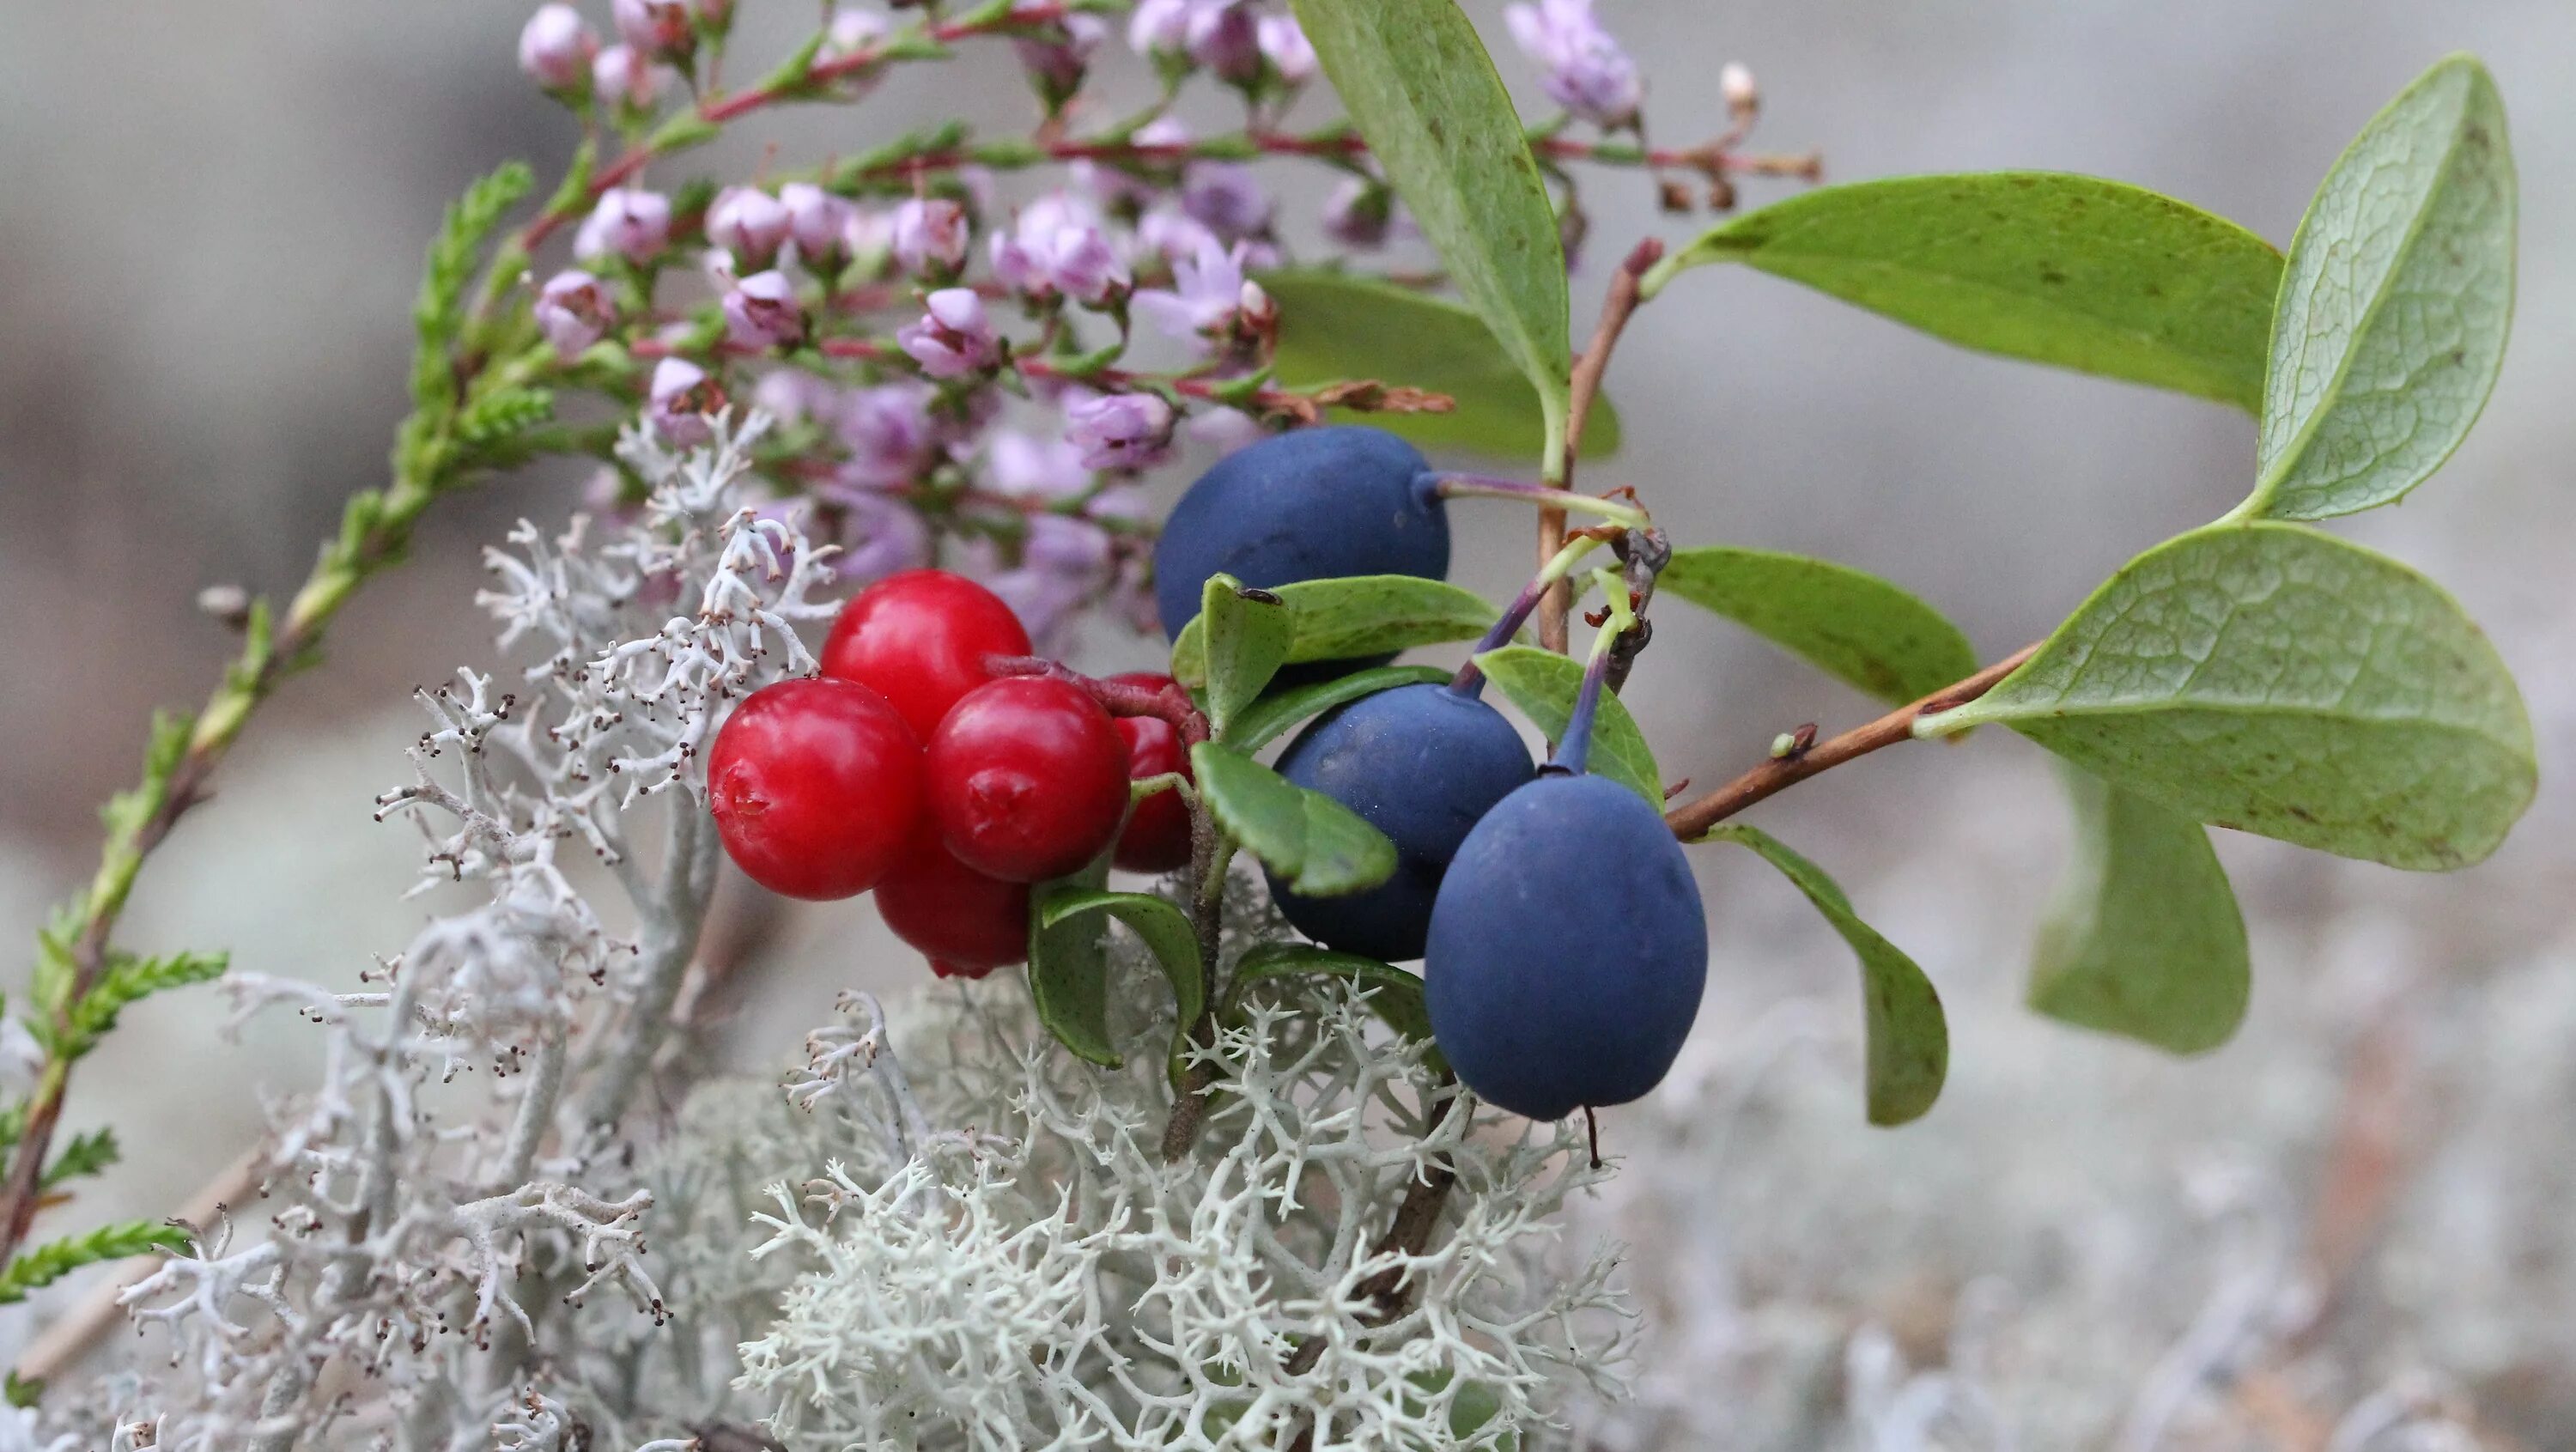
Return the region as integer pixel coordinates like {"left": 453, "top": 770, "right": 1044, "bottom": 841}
{"left": 708, "top": 678, "right": 923, "bottom": 900}
{"left": 927, "top": 676, "right": 1131, "bottom": 882}
{"left": 877, "top": 828, "right": 1033, "bottom": 980}
{"left": 1109, "top": 671, "right": 1194, "bottom": 873}
{"left": 820, "top": 569, "right": 1032, "bottom": 742}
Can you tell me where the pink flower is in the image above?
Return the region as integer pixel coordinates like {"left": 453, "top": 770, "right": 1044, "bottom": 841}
{"left": 591, "top": 44, "right": 669, "bottom": 108}
{"left": 721, "top": 270, "right": 804, "bottom": 350}
{"left": 896, "top": 289, "right": 1001, "bottom": 379}
{"left": 836, "top": 382, "right": 942, "bottom": 489}
{"left": 1185, "top": 0, "right": 1261, "bottom": 82}
{"left": 535, "top": 270, "right": 615, "bottom": 358}
{"left": 987, "top": 430, "right": 1092, "bottom": 501}
{"left": 707, "top": 186, "right": 789, "bottom": 269}
{"left": 823, "top": 8, "right": 892, "bottom": 59}
{"left": 1322, "top": 177, "right": 1400, "bottom": 249}
{"left": 1504, "top": 0, "right": 1643, "bottom": 128}
{"left": 778, "top": 183, "right": 850, "bottom": 264}
{"left": 1014, "top": 13, "right": 1108, "bottom": 101}
{"left": 1134, "top": 234, "right": 1250, "bottom": 340}
{"left": 1065, "top": 392, "right": 1176, "bottom": 472}
{"left": 825, "top": 489, "right": 934, "bottom": 585}
{"left": 989, "top": 194, "right": 1129, "bottom": 305}
{"left": 1127, "top": 0, "right": 1193, "bottom": 55}
{"left": 890, "top": 197, "right": 970, "bottom": 278}
{"left": 574, "top": 187, "right": 672, "bottom": 264}
{"left": 647, "top": 356, "right": 723, "bottom": 446}
{"left": 1257, "top": 14, "right": 1316, "bottom": 85}
{"left": 612, "top": 0, "right": 695, "bottom": 62}
{"left": 1181, "top": 162, "right": 1273, "bottom": 243}
{"left": 518, "top": 4, "right": 598, "bottom": 92}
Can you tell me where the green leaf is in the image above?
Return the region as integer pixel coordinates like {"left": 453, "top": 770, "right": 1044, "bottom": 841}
{"left": 413, "top": 161, "right": 537, "bottom": 413}
{"left": 1703, "top": 825, "right": 1947, "bottom": 1126}
{"left": 1470, "top": 647, "right": 1662, "bottom": 805}
{"left": 1226, "top": 665, "right": 1456, "bottom": 755}
{"left": 1198, "top": 574, "right": 1293, "bottom": 738}
{"left": 1260, "top": 270, "right": 1619, "bottom": 459}
{"left": 0, "top": 1220, "right": 192, "bottom": 1305}
{"left": 454, "top": 386, "right": 556, "bottom": 446}
{"left": 1919, "top": 522, "right": 2535, "bottom": 869}
{"left": 1658, "top": 546, "right": 1978, "bottom": 705}
{"left": 1290, "top": 0, "right": 1572, "bottom": 465}
{"left": 1227, "top": 942, "right": 1436, "bottom": 1047}
{"left": 1190, "top": 743, "right": 1398, "bottom": 896}
{"left": 1026, "top": 859, "right": 1120, "bottom": 1067}
{"left": 2031, "top": 768, "right": 2250, "bottom": 1054}
{"left": 64, "top": 950, "right": 227, "bottom": 1058}
{"left": 1170, "top": 575, "right": 1495, "bottom": 689}
{"left": 1643, "top": 173, "right": 2283, "bottom": 412}
{"left": 2242, "top": 55, "right": 2515, "bottom": 520}
{"left": 1037, "top": 890, "right": 1205, "bottom": 1083}
{"left": 40, "top": 1127, "right": 119, "bottom": 1190}
{"left": 3, "top": 1372, "right": 38, "bottom": 1410}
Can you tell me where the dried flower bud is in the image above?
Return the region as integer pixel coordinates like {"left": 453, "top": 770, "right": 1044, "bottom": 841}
{"left": 890, "top": 197, "right": 970, "bottom": 279}
{"left": 612, "top": 0, "right": 695, "bottom": 63}
{"left": 1065, "top": 392, "right": 1177, "bottom": 472}
{"left": 518, "top": 4, "right": 598, "bottom": 94}
{"left": 1720, "top": 61, "right": 1759, "bottom": 114}
{"left": 196, "top": 583, "right": 253, "bottom": 629}
{"left": 897, "top": 289, "right": 1001, "bottom": 379}
{"left": 1504, "top": 0, "right": 1644, "bottom": 129}
{"left": 722, "top": 270, "right": 805, "bottom": 350}
{"left": 536, "top": 270, "right": 617, "bottom": 357}
{"left": 1256, "top": 14, "right": 1316, "bottom": 86}
{"left": 575, "top": 187, "right": 673, "bottom": 264}
{"left": 708, "top": 186, "right": 791, "bottom": 269}
{"left": 647, "top": 356, "right": 724, "bottom": 445}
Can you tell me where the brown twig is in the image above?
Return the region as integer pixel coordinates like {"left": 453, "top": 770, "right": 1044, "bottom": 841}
{"left": 1661, "top": 642, "right": 2041, "bottom": 841}
{"left": 1541, "top": 238, "right": 1663, "bottom": 653}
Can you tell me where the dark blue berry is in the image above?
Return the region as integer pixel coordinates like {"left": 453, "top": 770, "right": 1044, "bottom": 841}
{"left": 1151, "top": 426, "right": 1449, "bottom": 653}
{"left": 1265, "top": 683, "right": 1533, "bottom": 961}
{"left": 1424, "top": 773, "right": 1709, "bottom": 1121}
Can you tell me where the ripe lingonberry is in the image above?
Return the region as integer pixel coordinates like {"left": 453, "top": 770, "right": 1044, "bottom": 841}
{"left": 821, "top": 568, "right": 1033, "bottom": 741}
{"left": 876, "top": 826, "right": 1033, "bottom": 979}
{"left": 708, "top": 677, "right": 924, "bottom": 901}
{"left": 1109, "top": 671, "right": 1194, "bottom": 873}
{"left": 927, "top": 676, "right": 1131, "bottom": 882}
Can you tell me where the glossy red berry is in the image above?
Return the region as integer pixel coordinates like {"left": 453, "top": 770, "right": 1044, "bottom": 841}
{"left": 708, "top": 677, "right": 923, "bottom": 901}
{"left": 1108, "top": 671, "right": 1194, "bottom": 873}
{"left": 820, "top": 568, "right": 1033, "bottom": 742}
{"left": 877, "top": 829, "right": 1032, "bottom": 980}
{"left": 927, "top": 676, "right": 1131, "bottom": 882}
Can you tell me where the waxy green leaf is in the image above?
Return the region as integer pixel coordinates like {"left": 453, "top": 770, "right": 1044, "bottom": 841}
{"left": 2031, "top": 768, "right": 2250, "bottom": 1054}
{"left": 2243, "top": 55, "right": 2515, "bottom": 520}
{"left": 1920, "top": 522, "right": 2535, "bottom": 869}
{"left": 1261, "top": 270, "right": 1619, "bottom": 459}
{"left": 1290, "top": 0, "right": 1572, "bottom": 465}
{"left": 1224, "top": 665, "right": 1456, "bottom": 755}
{"left": 1170, "top": 575, "right": 1495, "bottom": 689}
{"left": 1198, "top": 574, "right": 1292, "bottom": 738}
{"left": 1027, "top": 860, "right": 1120, "bottom": 1067}
{"left": 1227, "top": 942, "right": 1436, "bottom": 1048}
{"left": 1038, "top": 890, "right": 1206, "bottom": 1082}
{"left": 1644, "top": 173, "right": 2283, "bottom": 411}
{"left": 1191, "top": 742, "right": 1399, "bottom": 896}
{"left": 1658, "top": 546, "right": 1978, "bottom": 705}
{"left": 1471, "top": 646, "right": 1662, "bottom": 806}
{"left": 1704, "top": 825, "right": 1948, "bottom": 1126}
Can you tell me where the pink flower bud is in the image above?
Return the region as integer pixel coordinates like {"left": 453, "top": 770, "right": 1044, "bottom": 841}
{"left": 1181, "top": 162, "right": 1273, "bottom": 243}
{"left": 823, "top": 8, "right": 892, "bottom": 59}
{"left": 721, "top": 270, "right": 805, "bottom": 350}
{"left": 896, "top": 289, "right": 1001, "bottom": 380}
{"left": 592, "top": 44, "right": 667, "bottom": 109}
{"left": 987, "top": 430, "right": 1091, "bottom": 501}
{"left": 707, "top": 186, "right": 790, "bottom": 269}
{"left": 1014, "top": 13, "right": 1107, "bottom": 102}
{"left": 535, "top": 270, "right": 616, "bottom": 358}
{"left": 890, "top": 198, "right": 969, "bottom": 279}
{"left": 1065, "top": 392, "right": 1176, "bottom": 471}
{"left": 779, "top": 183, "right": 850, "bottom": 264}
{"left": 1256, "top": 14, "right": 1315, "bottom": 85}
{"left": 575, "top": 187, "right": 673, "bottom": 264}
{"left": 1322, "top": 178, "right": 1395, "bottom": 249}
{"left": 647, "top": 356, "right": 724, "bottom": 446}
{"left": 1133, "top": 234, "right": 1249, "bottom": 341}
{"left": 1504, "top": 0, "right": 1643, "bottom": 129}
{"left": 1127, "top": 0, "right": 1193, "bottom": 56}
{"left": 837, "top": 381, "right": 941, "bottom": 489}
{"left": 612, "top": 0, "right": 695, "bottom": 62}
{"left": 518, "top": 4, "right": 598, "bottom": 93}
{"left": 990, "top": 194, "right": 1129, "bottom": 306}
{"left": 1720, "top": 62, "right": 1759, "bottom": 113}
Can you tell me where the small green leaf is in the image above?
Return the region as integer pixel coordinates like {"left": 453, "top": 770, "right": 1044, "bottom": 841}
{"left": 1290, "top": 0, "right": 1572, "bottom": 466}
{"left": 1226, "top": 665, "right": 1456, "bottom": 755}
{"left": 3, "top": 1371, "right": 39, "bottom": 1410}
{"left": 454, "top": 386, "right": 556, "bottom": 446}
{"left": 2243, "top": 55, "right": 2515, "bottom": 520}
{"left": 1920, "top": 522, "right": 2535, "bottom": 870}
{"left": 1026, "top": 860, "right": 1120, "bottom": 1067}
{"left": 1470, "top": 647, "right": 1661, "bottom": 806}
{"left": 2031, "top": 767, "right": 2250, "bottom": 1054}
{"left": 1198, "top": 574, "right": 1293, "bottom": 738}
{"left": 0, "top": 1221, "right": 192, "bottom": 1305}
{"left": 1170, "top": 575, "right": 1494, "bottom": 689}
{"left": 1260, "top": 270, "right": 1619, "bottom": 459}
{"left": 1703, "top": 825, "right": 1947, "bottom": 1126}
{"left": 64, "top": 950, "right": 227, "bottom": 1059}
{"left": 1228, "top": 942, "right": 1435, "bottom": 1047}
{"left": 40, "top": 1127, "right": 119, "bottom": 1190}
{"left": 1645, "top": 173, "right": 2283, "bottom": 412}
{"left": 1658, "top": 546, "right": 1978, "bottom": 705}
{"left": 1038, "top": 890, "right": 1204, "bottom": 1083}
{"left": 1191, "top": 743, "right": 1398, "bottom": 896}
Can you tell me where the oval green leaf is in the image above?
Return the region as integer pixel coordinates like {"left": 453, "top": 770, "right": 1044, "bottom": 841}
{"left": 1027, "top": 860, "right": 1120, "bottom": 1067}
{"left": 2030, "top": 767, "right": 2250, "bottom": 1055}
{"left": 1170, "top": 575, "right": 1496, "bottom": 689}
{"left": 1644, "top": 173, "right": 2283, "bottom": 412}
{"left": 1226, "top": 942, "right": 1435, "bottom": 1047}
{"left": 1919, "top": 521, "right": 2535, "bottom": 870}
{"left": 2244, "top": 55, "right": 2514, "bottom": 520}
{"left": 1224, "top": 665, "right": 1456, "bottom": 754}
{"left": 1189, "top": 741, "right": 1399, "bottom": 896}
{"left": 1704, "top": 825, "right": 1948, "bottom": 1126}
{"left": 1198, "top": 574, "right": 1292, "bottom": 738}
{"left": 1470, "top": 646, "right": 1662, "bottom": 805}
{"left": 1290, "top": 0, "right": 1572, "bottom": 465}
{"left": 1261, "top": 270, "right": 1619, "bottom": 459}
{"left": 1658, "top": 546, "right": 1978, "bottom": 705}
{"left": 1039, "top": 889, "right": 1206, "bottom": 1084}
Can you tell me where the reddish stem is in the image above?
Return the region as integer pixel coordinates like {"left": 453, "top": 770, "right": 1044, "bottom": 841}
{"left": 987, "top": 654, "right": 1208, "bottom": 747}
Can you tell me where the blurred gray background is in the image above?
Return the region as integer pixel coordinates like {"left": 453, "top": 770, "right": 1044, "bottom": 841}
{"left": 3, "top": 0, "right": 2574, "bottom": 1435}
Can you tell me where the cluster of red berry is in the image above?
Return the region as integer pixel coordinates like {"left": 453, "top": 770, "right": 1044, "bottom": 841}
{"left": 706, "top": 570, "right": 1193, "bottom": 980}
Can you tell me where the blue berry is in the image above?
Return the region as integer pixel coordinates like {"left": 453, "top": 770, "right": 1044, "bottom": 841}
{"left": 1424, "top": 773, "right": 1709, "bottom": 1121}
{"left": 1151, "top": 426, "right": 1449, "bottom": 650}
{"left": 1266, "top": 683, "right": 1533, "bottom": 961}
